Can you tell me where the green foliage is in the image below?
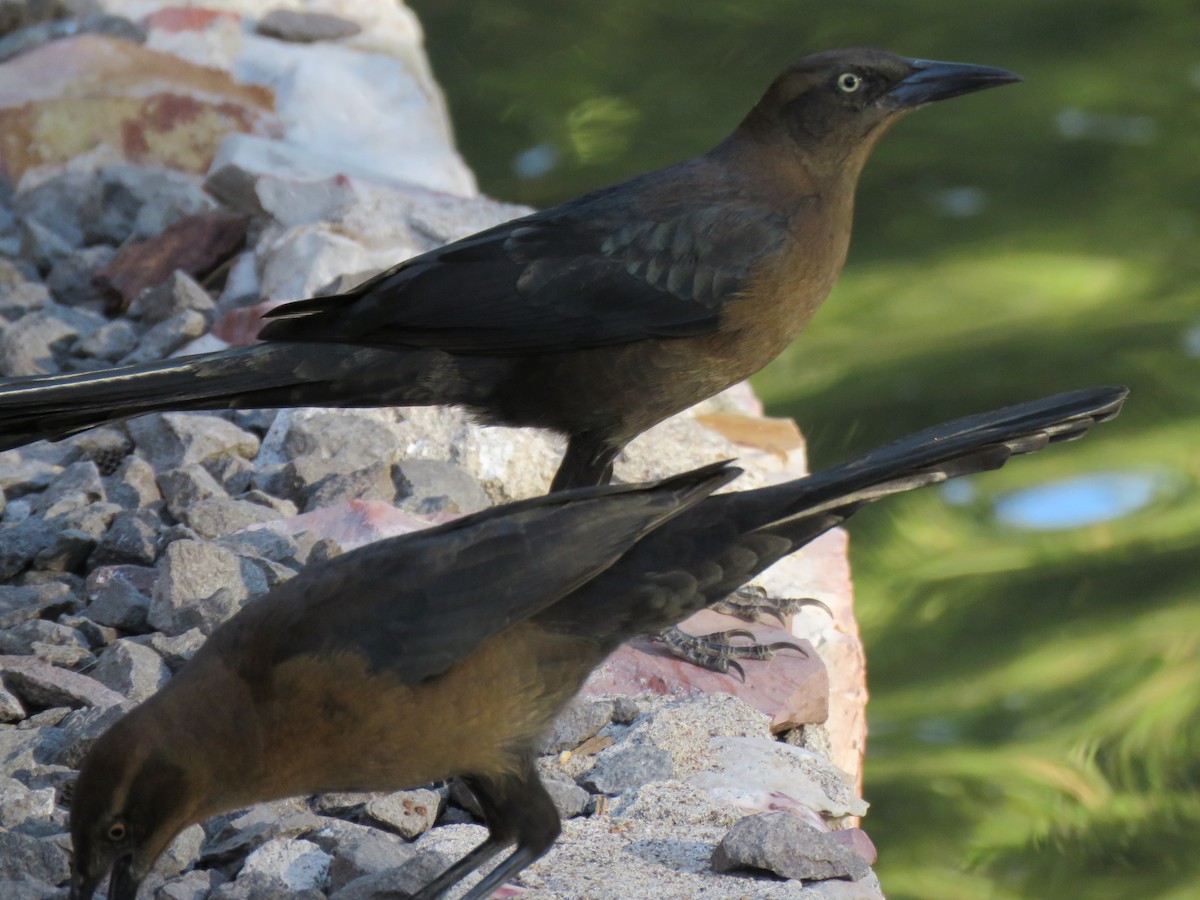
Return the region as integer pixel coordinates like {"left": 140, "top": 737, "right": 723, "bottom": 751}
{"left": 409, "top": 2, "right": 1200, "bottom": 895}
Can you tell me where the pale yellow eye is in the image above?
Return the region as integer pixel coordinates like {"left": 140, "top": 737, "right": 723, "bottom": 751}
{"left": 838, "top": 72, "right": 862, "bottom": 93}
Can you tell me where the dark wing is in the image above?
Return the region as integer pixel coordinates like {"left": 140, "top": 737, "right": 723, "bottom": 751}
{"left": 217, "top": 462, "right": 739, "bottom": 685}
{"left": 258, "top": 166, "right": 789, "bottom": 354}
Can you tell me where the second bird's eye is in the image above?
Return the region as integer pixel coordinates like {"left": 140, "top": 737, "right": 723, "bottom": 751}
{"left": 837, "top": 72, "right": 862, "bottom": 93}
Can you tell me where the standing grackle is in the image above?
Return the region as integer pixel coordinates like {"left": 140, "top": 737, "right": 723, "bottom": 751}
{"left": 68, "top": 385, "right": 1125, "bottom": 900}
{"left": 0, "top": 49, "right": 1018, "bottom": 491}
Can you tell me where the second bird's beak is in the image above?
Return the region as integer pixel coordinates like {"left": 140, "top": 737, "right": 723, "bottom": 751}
{"left": 68, "top": 856, "right": 140, "bottom": 900}
{"left": 886, "top": 58, "right": 1021, "bottom": 107}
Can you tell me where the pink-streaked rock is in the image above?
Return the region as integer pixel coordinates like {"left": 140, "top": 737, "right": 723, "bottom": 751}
{"left": 583, "top": 608, "right": 829, "bottom": 733}
{"left": 141, "top": 6, "right": 242, "bottom": 33}
{"left": 245, "top": 498, "right": 452, "bottom": 553}
{"left": 0, "top": 34, "right": 277, "bottom": 185}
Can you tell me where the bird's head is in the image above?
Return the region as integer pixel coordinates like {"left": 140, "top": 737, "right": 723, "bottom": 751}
{"left": 738, "top": 48, "right": 1020, "bottom": 172}
{"left": 69, "top": 713, "right": 198, "bottom": 900}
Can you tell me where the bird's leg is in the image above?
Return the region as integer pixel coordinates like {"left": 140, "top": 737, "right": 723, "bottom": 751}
{"left": 710, "top": 584, "right": 833, "bottom": 624}
{"left": 550, "top": 435, "right": 619, "bottom": 491}
{"left": 413, "top": 758, "right": 561, "bottom": 900}
{"left": 654, "top": 625, "right": 807, "bottom": 679}
{"left": 654, "top": 585, "right": 832, "bottom": 675}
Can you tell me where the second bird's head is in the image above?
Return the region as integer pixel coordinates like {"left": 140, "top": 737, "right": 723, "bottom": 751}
{"left": 68, "top": 713, "right": 197, "bottom": 900}
{"left": 737, "top": 48, "right": 1020, "bottom": 172}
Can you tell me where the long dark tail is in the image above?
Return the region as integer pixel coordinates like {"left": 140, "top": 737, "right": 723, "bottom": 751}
{"left": 559, "top": 385, "right": 1128, "bottom": 641}
{"left": 0, "top": 343, "right": 497, "bottom": 451}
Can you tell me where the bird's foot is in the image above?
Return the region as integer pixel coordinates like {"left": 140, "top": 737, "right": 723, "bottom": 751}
{"left": 654, "top": 625, "right": 806, "bottom": 680}
{"left": 710, "top": 584, "right": 833, "bottom": 624}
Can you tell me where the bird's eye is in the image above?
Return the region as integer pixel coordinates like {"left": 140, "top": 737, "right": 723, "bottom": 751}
{"left": 837, "top": 72, "right": 863, "bottom": 93}
{"left": 105, "top": 821, "right": 128, "bottom": 842}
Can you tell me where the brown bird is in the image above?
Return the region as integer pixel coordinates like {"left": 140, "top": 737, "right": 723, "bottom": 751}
{"left": 0, "top": 49, "right": 1018, "bottom": 491}
{"left": 68, "top": 385, "right": 1126, "bottom": 900}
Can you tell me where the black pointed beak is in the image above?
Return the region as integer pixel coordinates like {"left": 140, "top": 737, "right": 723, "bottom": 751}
{"left": 886, "top": 58, "right": 1021, "bottom": 108}
{"left": 70, "top": 856, "right": 140, "bottom": 900}
{"left": 107, "top": 856, "right": 140, "bottom": 900}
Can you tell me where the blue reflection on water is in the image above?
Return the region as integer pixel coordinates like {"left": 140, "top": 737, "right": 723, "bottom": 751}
{"left": 992, "top": 471, "right": 1163, "bottom": 530}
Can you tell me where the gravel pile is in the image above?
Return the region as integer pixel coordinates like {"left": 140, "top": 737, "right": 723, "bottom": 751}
{"left": 0, "top": 2, "right": 880, "bottom": 897}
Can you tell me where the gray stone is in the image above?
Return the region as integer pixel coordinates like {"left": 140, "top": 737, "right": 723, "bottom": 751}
{"left": 0, "top": 829, "right": 70, "bottom": 883}
{"left": 329, "top": 851, "right": 451, "bottom": 900}
{"left": 54, "top": 702, "right": 136, "bottom": 768}
{"left": 104, "top": 454, "right": 163, "bottom": 509}
{"left": 304, "top": 462, "right": 395, "bottom": 511}
{"left": 0, "top": 776, "right": 56, "bottom": 828}
{"left": 204, "top": 454, "right": 255, "bottom": 494}
{"left": 150, "top": 540, "right": 268, "bottom": 635}
{"left": 278, "top": 411, "right": 401, "bottom": 470}
{"left": 52, "top": 501, "right": 121, "bottom": 542}
{"left": 239, "top": 489, "right": 298, "bottom": 518}
{"left": 539, "top": 697, "right": 614, "bottom": 754}
{"left": 0, "top": 876, "right": 59, "bottom": 900}
{"left": 586, "top": 742, "right": 675, "bottom": 795}
{"left": 105, "top": 165, "right": 218, "bottom": 243}
{"left": 179, "top": 498, "right": 282, "bottom": 539}
{"left": 307, "top": 820, "right": 413, "bottom": 892}
{"left": 90, "top": 510, "right": 162, "bottom": 569}
{"left": 0, "top": 307, "right": 79, "bottom": 375}
{"left": 157, "top": 868, "right": 226, "bottom": 900}
{"left": 33, "top": 461, "right": 105, "bottom": 516}
{"left": 711, "top": 812, "right": 872, "bottom": 882}
{"left": 45, "top": 244, "right": 116, "bottom": 310}
{"left": 84, "top": 565, "right": 154, "bottom": 631}
{"left": 211, "top": 870, "right": 325, "bottom": 900}
{"left": 128, "top": 270, "right": 215, "bottom": 325}
{"left": 58, "top": 614, "right": 116, "bottom": 649}
{"left": 0, "top": 581, "right": 76, "bottom": 629}
{"left": 215, "top": 529, "right": 299, "bottom": 564}
{"left": 393, "top": 458, "right": 490, "bottom": 516}
{"left": 74, "top": 318, "right": 140, "bottom": 362}
{"left": 202, "top": 802, "right": 325, "bottom": 867}
{"left": 121, "top": 310, "right": 209, "bottom": 365}
{"left": 0, "top": 449, "right": 64, "bottom": 497}
{"left": 0, "top": 265, "right": 50, "bottom": 319}
{"left": 257, "top": 9, "right": 362, "bottom": 43}
{"left": 159, "top": 464, "right": 228, "bottom": 519}
{"left": 543, "top": 777, "right": 590, "bottom": 819}
{"left": 239, "top": 837, "right": 331, "bottom": 892}
{"left": 32, "top": 527, "right": 95, "bottom": 573}
{"left": 0, "top": 682, "right": 25, "bottom": 721}
{"left": 0, "top": 656, "right": 125, "bottom": 710}
{"left": 612, "top": 695, "right": 641, "bottom": 724}
{"left": 89, "top": 639, "right": 171, "bottom": 702}
{"left": 364, "top": 788, "right": 442, "bottom": 839}
{"left": 128, "top": 413, "right": 260, "bottom": 469}
{"left": 135, "top": 628, "right": 205, "bottom": 672}
{"left": 0, "top": 619, "right": 90, "bottom": 657}
{"left": 12, "top": 172, "right": 96, "bottom": 258}
{"left": 151, "top": 824, "right": 206, "bottom": 882}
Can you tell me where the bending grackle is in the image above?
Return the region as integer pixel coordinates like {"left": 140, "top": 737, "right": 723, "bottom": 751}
{"left": 0, "top": 49, "right": 1018, "bottom": 491}
{"left": 69, "top": 385, "right": 1125, "bottom": 900}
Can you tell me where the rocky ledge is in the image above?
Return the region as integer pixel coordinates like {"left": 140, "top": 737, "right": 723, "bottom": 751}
{"left": 0, "top": 1, "right": 879, "bottom": 897}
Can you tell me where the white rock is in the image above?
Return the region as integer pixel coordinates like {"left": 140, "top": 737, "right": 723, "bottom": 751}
{"left": 688, "top": 737, "right": 869, "bottom": 820}
{"left": 240, "top": 836, "right": 332, "bottom": 891}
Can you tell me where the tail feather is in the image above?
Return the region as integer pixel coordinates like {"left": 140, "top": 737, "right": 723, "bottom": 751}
{"left": 559, "top": 385, "right": 1128, "bottom": 641}
{"left": 0, "top": 343, "right": 485, "bottom": 451}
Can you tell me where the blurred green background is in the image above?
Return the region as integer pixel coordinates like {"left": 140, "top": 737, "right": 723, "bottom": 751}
{"left": 407, "top": 2, "right": 1200, "bottom": 897}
